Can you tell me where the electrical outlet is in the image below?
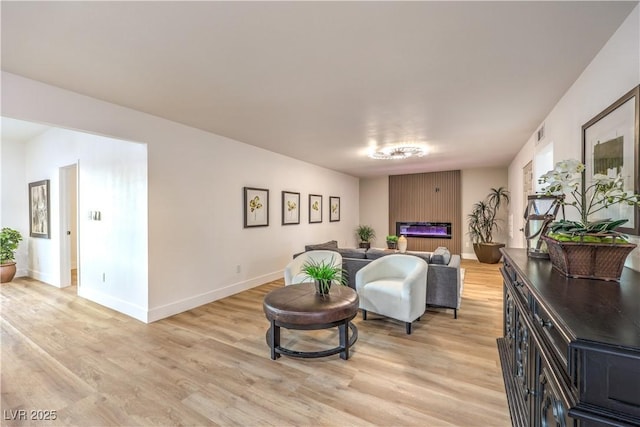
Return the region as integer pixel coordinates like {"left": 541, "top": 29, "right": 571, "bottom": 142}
{"left": 102, "top": 273, "right": 106, "bottom": 282}
{"left": 236, "top": 265, "right": 241, "bottom": 273}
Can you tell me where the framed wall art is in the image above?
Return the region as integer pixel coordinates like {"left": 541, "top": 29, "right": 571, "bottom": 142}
{"left": 29, "top": 179, "right": 51, "bottom": 239}
{"left": 309, "top": 194, "right": 322, "bottom": 223}
{"left": 329, "top": 196, "right": 340, "bottom": 222}
{"left": 243, "top": 187, "right": 269, "bottom": 228}
{"left": 281, "top": 191, "right": 300, "bottom": 225}
{"left": 582, "top": 85, "right": 639, "bottom": 235}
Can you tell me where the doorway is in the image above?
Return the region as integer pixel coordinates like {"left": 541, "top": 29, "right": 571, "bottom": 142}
{"left": 60, "top": 163, "right": 79, "bottom": 288}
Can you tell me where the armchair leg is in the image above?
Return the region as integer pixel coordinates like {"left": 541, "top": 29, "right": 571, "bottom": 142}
{"left": 406, "top": 322, "right": 412, "bottom": 335}
{"left": 454, "top": 309, "right": 457, "bottom": 319}
{"left": 362, "top": 309, "right": 367, "bottom": 320}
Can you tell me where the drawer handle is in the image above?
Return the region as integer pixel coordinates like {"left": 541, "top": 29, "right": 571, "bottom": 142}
{"left": 534, "top": 313, "right": 553, "bottom": 329}
{"left": 515, "top": 280, "right": 524, "bottom": 287}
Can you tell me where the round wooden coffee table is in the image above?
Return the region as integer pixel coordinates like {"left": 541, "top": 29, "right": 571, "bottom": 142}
{"left": 263, "top": 283, "right": 359, "bottom": 360}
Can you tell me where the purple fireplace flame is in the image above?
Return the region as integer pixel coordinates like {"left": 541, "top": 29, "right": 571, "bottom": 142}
{"left": 396, "top": 222, "right": 452, "bottom": 239}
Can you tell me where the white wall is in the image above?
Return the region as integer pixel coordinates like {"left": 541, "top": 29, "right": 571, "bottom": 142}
{"left": 20, "top": 127, "right": 149, "bottom": 321}
{"left": 359, "top": 176, "right": 389, "bottom": 247}
{"left": 508, "top": 4, "right": 640, "bottom": 270}
{"left": 24, "top": 129, "right": 79, "bottom": 286}
{"left": 461, "top": 168, "right": 509, "bottom": 259}
{"left": 0, "top": 137, "right": 29, "bottom": 277}
{"left": 1, "top": 72, "right": 360, "bottom": 322}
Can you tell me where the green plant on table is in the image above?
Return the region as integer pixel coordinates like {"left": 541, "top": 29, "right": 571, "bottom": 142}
{"left": 1, "top": 228, "right": 23, "bottom": 264}
{"left": 539, "top": 159, "right": 640, "bottom": 242}
{"left": 302, "top": 256, "right": 347, "bottom": 294}
{"left": 386, "top": 235, "right": 399, "bottom": 243}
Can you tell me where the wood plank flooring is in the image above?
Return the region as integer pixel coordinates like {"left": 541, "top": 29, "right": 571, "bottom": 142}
{"left": 1, "top": 260, "right": 510, "bottom": 426}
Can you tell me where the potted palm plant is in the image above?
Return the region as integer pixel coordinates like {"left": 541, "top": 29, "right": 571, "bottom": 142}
{"left": 467, "top": 187, "right": 510, "bottom": 263}
{"left": 539, "top": 159, "right": 640, "bottom": 281}
{"left": 302, "top": 256, "right": 347, "bottom": 295}
{"left": 356, "top": 225, "right": 376, "bottom": 249}
{"left": 1, "top": 227, "right": 23, "bottom": 283}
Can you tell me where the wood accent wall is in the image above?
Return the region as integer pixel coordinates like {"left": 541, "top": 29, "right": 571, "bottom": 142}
{"left": 389, "top": 170, "right": 461, "bottom": 254}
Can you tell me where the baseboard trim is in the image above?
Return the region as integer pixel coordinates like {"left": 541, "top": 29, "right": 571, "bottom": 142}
{"left": 146, "top": 270, "right": 284, "bottom": 323}
{"left": 461, "top": 252, "right": 477, "bottom": 260}
{"left": 78, "top": 286, "right": 148, "bottom": 323}
{"left": 27, "top": 269, "right": 57, "bottom": 287}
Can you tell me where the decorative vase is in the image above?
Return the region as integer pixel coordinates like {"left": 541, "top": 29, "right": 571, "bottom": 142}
{"left": 473, "top": 242, "right": 505, "bottom": 264}
{"left": 542, "top": 235, "right": 636, "bottom": 282}
{"left": 1, "top": 262, "right": 17, "bottom": 283}
{"left": 398, "top": 236, "right": 408, "bottom": 253}
{"left": 314, "top": 280, "right": 332, "bottom": 296}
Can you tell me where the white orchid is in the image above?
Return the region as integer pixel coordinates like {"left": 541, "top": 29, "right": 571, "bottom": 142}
{"left": 539, "top": 159, "right": 640, "bottom": 239}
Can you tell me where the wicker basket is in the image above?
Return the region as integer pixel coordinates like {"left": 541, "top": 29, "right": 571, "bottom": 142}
{"left": 542, "top": 235, "right": 636, "bottom": 282}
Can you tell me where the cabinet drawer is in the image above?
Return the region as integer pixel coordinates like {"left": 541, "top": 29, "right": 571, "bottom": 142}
{"left": 579, "top": 348, "right": 640, "bottom": 419}
{"left": 532, "top": 300, "right": 569, "bottom": 374}
{"left": 501, "top": 264, "right": 531, "bottom": 307}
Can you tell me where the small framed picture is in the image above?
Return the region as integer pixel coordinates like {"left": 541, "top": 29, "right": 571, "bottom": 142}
{"left": 282, "top": 191, "right": 300, "bottom": 225}
{"left": 29, "top": 179, "right": 51, "bottom": 239}
{"left": 309, "top": 194, "right": 322, "bottom": 223}
{"left": 243, "top": 187, "right": 269, "bottom": 228}
{"left": 329, "top": 196, "right": 340, "bottom": 222}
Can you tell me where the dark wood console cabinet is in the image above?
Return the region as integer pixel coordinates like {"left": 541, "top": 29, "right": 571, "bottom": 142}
{"left": 497, "top": 248, "right": 640, "bottom": 427}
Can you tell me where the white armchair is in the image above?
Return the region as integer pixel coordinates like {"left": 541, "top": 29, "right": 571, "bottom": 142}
{"left": 284, "top": 250, "right": 343, "bottom": 286}
{"left": 355, "top": 254, "right": 428, "bottom": 334}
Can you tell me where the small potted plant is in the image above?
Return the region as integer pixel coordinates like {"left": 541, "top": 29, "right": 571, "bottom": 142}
{"left": 302, "top": 256, "right": 348, "bottom": 295}
{"left": 386, "top": 235, "right": 399, "bottom": 249}
{"left": 355, "top": 225, "right": 376, "bottom": 249}
{"left": 539, "top": 159, "right": 640, "bottom": 281}
{"left": 467, "top": 187, "right": 510, "bottom": 263}
{"left": 1, "top": 227, "right": 23, "bottom": 283}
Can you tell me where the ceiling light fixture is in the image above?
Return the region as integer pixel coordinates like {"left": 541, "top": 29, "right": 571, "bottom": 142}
{"left": 369, "top": 144, "right": 427, "bottom": 160}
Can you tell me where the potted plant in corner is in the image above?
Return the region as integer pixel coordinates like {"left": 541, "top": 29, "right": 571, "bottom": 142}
{"left": 468, "top": 187, "right": 510, "bottom": 263}
{"left": 355, "top": 225, "right": 376, "bottom": 249}
{"left": 539, "top": 159, "right": 640, "bottom": 281}
{"left": 1, "top": 227, "right": 23, "bottom": 283}
{"left": 386, "top": 235, "right": 399, "bottom": 250}
{"left": 301, "top": 256, "right": 348, "bottom": 295}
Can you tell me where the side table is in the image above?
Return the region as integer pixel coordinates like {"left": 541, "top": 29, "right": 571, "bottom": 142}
{"left": 263, "top": 283, "right": 359, "bottom": 360}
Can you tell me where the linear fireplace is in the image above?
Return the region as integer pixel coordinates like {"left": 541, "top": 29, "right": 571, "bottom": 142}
{"left": 396, "top": 221, "right": 452, "bottom": 239}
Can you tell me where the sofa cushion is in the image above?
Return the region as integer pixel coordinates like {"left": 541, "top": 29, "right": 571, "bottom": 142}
{"left": 305, "top": 240, "right": 338, "bottom": 251}
{"left": 430, "top": 247, "right": 451, "bottom": 265}
{"left": 336, "top": 247, "right": 367, "bottom": 259}
{"left": 406, "top": 251, "right": 431, "bottom": 263}
{"left": 365, "top": 248, "right": 391, "bottom": 260}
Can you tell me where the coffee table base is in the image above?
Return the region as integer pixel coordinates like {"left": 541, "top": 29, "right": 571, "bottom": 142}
{"left": 266, "top": 316, "right": 358, "bottom": 360}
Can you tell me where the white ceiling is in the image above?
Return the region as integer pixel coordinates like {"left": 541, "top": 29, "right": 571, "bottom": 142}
{"left": 1, "top": 1, "right": 637, "bottom": 177}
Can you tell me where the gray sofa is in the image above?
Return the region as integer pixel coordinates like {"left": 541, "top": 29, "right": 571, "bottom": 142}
{"left": 297, "top": 241, "right": 464, "bottom": 318}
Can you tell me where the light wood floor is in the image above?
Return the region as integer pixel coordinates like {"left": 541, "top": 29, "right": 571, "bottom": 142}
{"left": 1, "top": 260, "right": 510, "bottom": 427}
